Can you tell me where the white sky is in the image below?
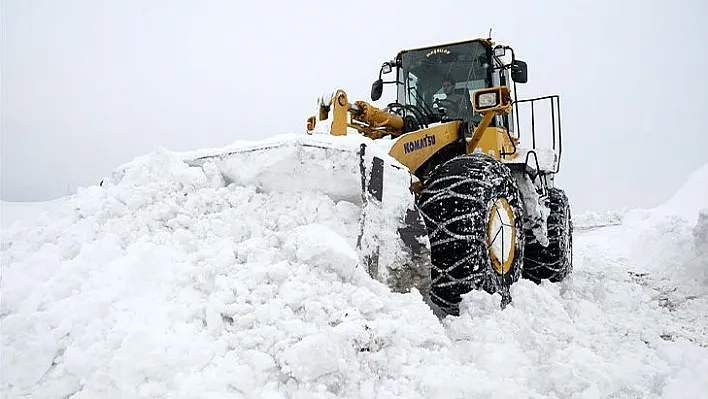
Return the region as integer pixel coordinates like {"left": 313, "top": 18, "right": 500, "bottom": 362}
{"left": 2, "top": 0, "right": 707, "bottom": 213}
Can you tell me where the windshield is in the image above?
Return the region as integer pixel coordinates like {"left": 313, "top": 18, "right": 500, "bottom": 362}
{"left": 397, "top": 41, "right": 491, "bottom": 123}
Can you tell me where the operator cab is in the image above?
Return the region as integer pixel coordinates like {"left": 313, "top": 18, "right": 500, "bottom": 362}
{"left": 372, "top": 39, "right": 527, "bottom": 136}
{"left": 396, "top": 40, "right": 491, "bottom": 126}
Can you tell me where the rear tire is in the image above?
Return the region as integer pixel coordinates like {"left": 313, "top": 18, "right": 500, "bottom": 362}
{"left": 417, "top": 153, "right": 525, "bottom": 314}
{"left": 522, "top": 187, "right": 573, "bottom": 283}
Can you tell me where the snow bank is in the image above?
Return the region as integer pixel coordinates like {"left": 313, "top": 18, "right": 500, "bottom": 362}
{"left": 621, "top": 162, "right": 708, "bottom": 288}
{"left": 2, "top": 137, "right": 706, "bottom": 398}
{"left": 571, "top": 163, "right": 708, "bottom": 232}
{"left": 1, "top": 136, "right": 440, "bottom": 398}
{"left": 657, "top": 163, "right": 708, "bottom": 223}
{"left": 0, "top": 198, "right": 68, "bottom": 232}
{"left": 695, "top": 208, "right": 708, "bottom": 257}
{"left": 573, "top": 208, "right": 628, "bottom": 230}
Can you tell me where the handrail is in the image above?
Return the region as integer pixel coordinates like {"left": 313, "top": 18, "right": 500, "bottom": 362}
{"left": 512, "top": 95, "right": 563, "bottom": 173}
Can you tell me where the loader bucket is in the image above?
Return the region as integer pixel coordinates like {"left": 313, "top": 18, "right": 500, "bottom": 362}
{"left": 150, "top": 134, "right": 431, "bottom": 297}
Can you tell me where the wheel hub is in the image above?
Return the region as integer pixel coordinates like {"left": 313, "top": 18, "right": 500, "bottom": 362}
{"left": 487, "top": 198, "right": 516, "bottom": 275}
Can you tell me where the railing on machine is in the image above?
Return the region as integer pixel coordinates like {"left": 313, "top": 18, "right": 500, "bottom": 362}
{"left": 513, "top": 95, "right": 563, "bottom": 174}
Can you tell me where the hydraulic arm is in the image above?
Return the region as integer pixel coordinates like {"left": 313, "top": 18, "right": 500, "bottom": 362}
{"left": 308, "top": 89, "right": 404, "bottom": 139}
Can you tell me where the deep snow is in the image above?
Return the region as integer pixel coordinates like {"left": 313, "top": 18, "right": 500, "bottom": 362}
{"left": 0, "top": 199, "right": 67, "bottom": 233}
{"left": 1, "top": 136, "right": 706, "bottom": 398}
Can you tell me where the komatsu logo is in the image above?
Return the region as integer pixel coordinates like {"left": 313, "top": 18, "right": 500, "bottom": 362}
{"left": 403, "top": 135, "right": 436, "bottom": 154}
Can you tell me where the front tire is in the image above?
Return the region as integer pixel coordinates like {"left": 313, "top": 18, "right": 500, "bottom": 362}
{"left": 417, "top": 154, "right": 525, "bottom": 314}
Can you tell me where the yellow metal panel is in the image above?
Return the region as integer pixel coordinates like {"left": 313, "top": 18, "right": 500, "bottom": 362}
{"left": 466, "top": 127, "right": 520, "bottom": 160}
{"left": 388, "top": 122, "right": 461, "bottom": 174}
{"left": 470, "top": 127, "right": 500, "bottom": 158}
{"left": 465, "top": 111, "right": 496, "bottom": 153}
{"left": 496, "top": 128, "right": 520, "bottom": 160}
{"left": 330, "top": 90, "right": 349, "bottom": 136}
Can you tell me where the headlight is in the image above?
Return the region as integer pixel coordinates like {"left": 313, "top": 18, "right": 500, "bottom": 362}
{"left": 477, "top": 92, "right": 499, "bottom": 108}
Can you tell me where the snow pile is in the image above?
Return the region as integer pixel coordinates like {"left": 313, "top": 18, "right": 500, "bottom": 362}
{"left": 657, "top": 163, "right": 708, "bottom": 224}
{"left": 570, "top": 164, "right": 708, "bottom": 233}
{"left": 1, "top": 198, "right": 68, "bottom": 232}
{"left": 695, "top": 209, "right": 708, "bottom": 258}
{"left": 104, "top": 134, "right": 368, "bottom": 205}
{"left": 621, "top": 163, "right": 708, "bottom": 288}
{"left": 441, "top": 158, "right": 708, "bottom": 395}
{"left": 0, "top": 136, "right": 441, "bottom": 398}
{"left": 572, "top": 208, "right": 627, "bottom": 231}
{"left": 2, "top": 136, "right": 707, "bottom": 398}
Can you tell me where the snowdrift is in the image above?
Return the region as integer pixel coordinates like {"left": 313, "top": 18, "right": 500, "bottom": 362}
{"left": 1, "top": 134, "right": 707, "bottom": 398}
{"left": 620, "top": 163, "right": 708, "bottom": 288}
{"left": 0, "top": 198, "right": 67, "bottom": 232}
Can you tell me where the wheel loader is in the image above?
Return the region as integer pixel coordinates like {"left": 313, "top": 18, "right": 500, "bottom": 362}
{"left": 136, "top": 37, "right": 573, "bottom": 317}
{"left": 304, "top": 37, "right": 574, "bottom": 315}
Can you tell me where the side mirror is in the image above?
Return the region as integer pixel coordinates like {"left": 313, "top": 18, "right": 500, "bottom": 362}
{"left": 381, "top": 62, "right": 392, "bottom": 74}
{"left": 371, "top": 79, "right": 383, "bottom": 101}
{"left": 511, "top": 60, "right": 528, "bottom": 83}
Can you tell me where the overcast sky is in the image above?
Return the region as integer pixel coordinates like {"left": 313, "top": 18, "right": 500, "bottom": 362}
{"left": 2, "top": 0, "right": 707, "bottom": 213}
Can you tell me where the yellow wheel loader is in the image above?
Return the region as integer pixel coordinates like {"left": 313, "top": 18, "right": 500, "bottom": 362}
{"left": 141, "top": 37, "right": 573, "bottom": 316}
{"left": 304, "top": 38, "right": 573, "bottom": 315}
